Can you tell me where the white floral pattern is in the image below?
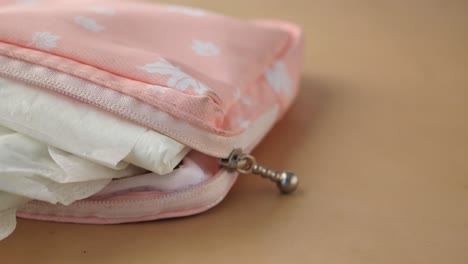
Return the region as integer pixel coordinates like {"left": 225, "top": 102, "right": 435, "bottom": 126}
{"left": 147, "top": 85, "right": 167, "bottom": 93}
{"left": 242, "top": 97, "right": 252, "bottom": 106}
{"left": 233, "top": 88, "right": 252, "bottom": 105}
{"left": 192, "top": 39, "right": 220, "bottom": 56}
{"left": 74, "top": 16, "right": 105, "bottom": 32}
{"left": 167, "top": 5, "right": 206, "bottom": 17}
{"left": 91, "top": 7, "right": 115, "bottom": 16}
{"left": 239, "top": 119, "right": 250, "bottom": 129}
{"left": 266, "top": 61, "right": 292, "bottom": 95}
{"left": 140, "top": 58, "right": 209, "bottom": 95}
{"left": 29, "top": 32, "right": 60, "bottom": 51}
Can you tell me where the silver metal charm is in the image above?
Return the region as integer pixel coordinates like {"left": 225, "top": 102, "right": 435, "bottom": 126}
{"left": 219, "top": 149, "right": 299, "bottom": 194}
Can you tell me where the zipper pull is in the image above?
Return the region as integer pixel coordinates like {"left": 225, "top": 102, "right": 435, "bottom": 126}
{"left": 219, "top": 149, "right": 299, "bottom": 194}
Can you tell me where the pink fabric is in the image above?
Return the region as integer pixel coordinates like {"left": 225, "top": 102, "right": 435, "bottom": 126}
{"left": 3, "top": 0, "right": 304, "bottom": 223}
{"left": 0, "top": 0, "right": 303, "bottom": 135}
{"left": 18, "top": 166, "right": 239, "bottom": 224}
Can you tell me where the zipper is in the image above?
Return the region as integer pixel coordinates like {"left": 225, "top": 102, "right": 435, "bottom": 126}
{"left": 18, "top": 140, "right": 298, "bottom": 223}
{"left": 0, "top": 56, "right": 299, "bottom": 195}
{"left": 19, "top": 149, "right": 299, "bottom": 222}
{"left": 219, "top": 149, "right": 298, "bottom": 194}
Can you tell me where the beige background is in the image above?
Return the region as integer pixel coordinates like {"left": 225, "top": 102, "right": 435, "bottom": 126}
{"left": 1, "top": 0, "right": 468, "bottom": 263}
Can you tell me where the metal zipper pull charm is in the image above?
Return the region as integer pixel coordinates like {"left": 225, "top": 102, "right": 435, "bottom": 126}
{"left": 219, "top": 149, "right": 299, "bottom": 194}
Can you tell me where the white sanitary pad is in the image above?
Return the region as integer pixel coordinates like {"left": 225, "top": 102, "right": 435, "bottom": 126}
{"left": 0, "top": 78, "right": 189, "bottom": 174}
{"left": 0, "top": 126, "right": 147, "bottom": 240}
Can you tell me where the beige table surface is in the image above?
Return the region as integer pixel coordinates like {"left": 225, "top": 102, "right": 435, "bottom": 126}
{"left": 1, "top": 0, "right": 468, "bottom": 263}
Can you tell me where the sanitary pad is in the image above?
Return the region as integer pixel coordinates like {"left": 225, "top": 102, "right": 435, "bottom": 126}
{"left": 0, "top": 78, "right": 189, "bottom": 174}
{"left": 0, "top": 126, "right": 146, "bottom": 239}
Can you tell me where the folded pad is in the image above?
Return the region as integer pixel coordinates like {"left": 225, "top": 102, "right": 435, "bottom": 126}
{"left": 0, "top": 126, "right": 146, "bottom": 239}
{"left": 0, "top": 78, "right": 189, "bottom": 174}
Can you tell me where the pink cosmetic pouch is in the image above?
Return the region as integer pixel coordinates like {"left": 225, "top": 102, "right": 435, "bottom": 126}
{"left": 0, "top": 0, "right": 304, "bottom": 223}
